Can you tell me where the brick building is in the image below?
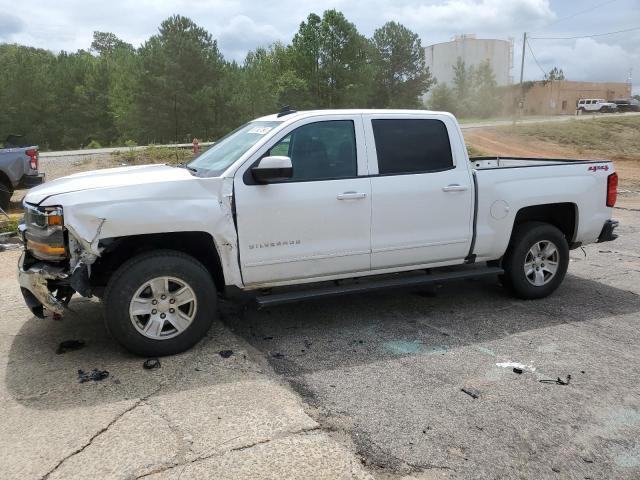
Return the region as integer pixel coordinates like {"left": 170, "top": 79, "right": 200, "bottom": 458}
{"left": 519, "top": 80, "right": 632, "bottom": 115}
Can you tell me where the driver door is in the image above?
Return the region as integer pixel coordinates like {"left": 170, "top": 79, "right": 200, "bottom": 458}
{"left": 233, "top": 116, "right": 371, "bottom": 286}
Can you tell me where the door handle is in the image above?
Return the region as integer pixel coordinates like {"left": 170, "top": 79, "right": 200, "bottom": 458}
{"left": 442, "top": 184, "right": 468, "bottom": 192}
{"left": 337, "top": 191, "right": 367, "bottom": 200}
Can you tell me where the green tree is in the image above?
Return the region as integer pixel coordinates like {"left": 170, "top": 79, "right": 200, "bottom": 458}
{"left": 132, "top": 15, "right": 225, "bottom": 143}
{"left": 290, "top": 13, "right": 322, "bottom": 106}
{"left": 452, "top": 57, "right": 471, "bottom": 101}
{"left": 90, "top": 31, "right": 133, "bottom": 55}
{"left": 428, "top": 83, "right": 456, "bottom": 112}
{"left": 370, "top": 21, "right": 433, "bottom": 108}
{"left": 470, "top": 60, "right": 500, "bottom": 118}
{"left": 0, "top": 45, "right": 55, "bottom": 148}
{"left": 546, "top": 66, "right": 565, "bottom": 81}
{"left": 290, "top": 10, "right": 373, "bottom": 108}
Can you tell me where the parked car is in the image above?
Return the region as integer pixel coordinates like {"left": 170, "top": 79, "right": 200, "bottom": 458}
{"left": 611, "top": 98, "right": 640, "bottom": 113}
{"left": 576, "top": 98, "right": 617, "bottom": 113}
{"left": 18, "top": 109, "right": 619, "bottom": 356}
{"left": 0, "top": 135, "right": 44, "bottom": 210}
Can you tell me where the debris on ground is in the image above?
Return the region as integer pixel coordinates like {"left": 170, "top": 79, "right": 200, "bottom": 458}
{"left": 0, "top": 242, "right": 21, "bottom": 252}
{"left": 219, "top": 350, "right": 233, "bottom": 358}
{"left": 77, "top": 369, "right": 109, "bottom": 383}
{"left": 513, "top": 367, "right": 523, "bottom": 374}
{"left": 271, "top": 352, "right": 285, "bottom": 359}
{"left": 461, "top": 387, "right": 480, "bottom": 399}
{"left": 56, "top": 340, "right": 85, "bottom": 354}
{"left": 540, "top": 375, "right": 571, "bottom": 385}
{"left": 0, "top": 232, "right": 21, "bottom": 252}
{"left": 496, "top": 361, "right": 536, "bottom": 372}
{"left": 143, "top": 358, "right": 161, "bottom": 370}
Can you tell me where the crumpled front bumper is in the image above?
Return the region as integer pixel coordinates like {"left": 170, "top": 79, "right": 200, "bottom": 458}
{"left": 18, "top": 252, "right": 69, "bottom": 318}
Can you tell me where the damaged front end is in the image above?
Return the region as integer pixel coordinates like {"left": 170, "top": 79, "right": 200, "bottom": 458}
{"left": 17, "top": 203, "right": 96, "bottom": 318}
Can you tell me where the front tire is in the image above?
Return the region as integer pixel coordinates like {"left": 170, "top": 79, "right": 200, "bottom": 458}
{"left": 104, "top": 250, "right": 217, "bottom": 356}
{"left": 502, "top": 222, "right": 569, "bottom": 299}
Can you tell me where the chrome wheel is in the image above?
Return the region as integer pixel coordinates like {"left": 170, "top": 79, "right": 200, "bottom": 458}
{"left": 524, "top": 240, "right": 559, "bottom": 286}
{"left": 129, "top": 276, "right": 197, "bottom": 340}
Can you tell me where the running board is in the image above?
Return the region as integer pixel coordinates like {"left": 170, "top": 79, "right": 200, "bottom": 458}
{"left": 255, "top": 266, "right": 504, "bottom": 308}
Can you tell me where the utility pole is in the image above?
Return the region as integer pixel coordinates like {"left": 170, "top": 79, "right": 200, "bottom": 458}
{"left": 519, "top": 32, "right": 527, "bottom": 118}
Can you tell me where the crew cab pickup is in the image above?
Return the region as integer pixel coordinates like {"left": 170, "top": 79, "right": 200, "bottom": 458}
{"left": 17, "top": 110, "right": 619, "bottom": 356}
{"left": 0, "top": 136, "right": 44, "bottom": 210}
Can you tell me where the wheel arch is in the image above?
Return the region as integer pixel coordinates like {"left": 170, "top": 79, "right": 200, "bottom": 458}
{"left": 510, "top": 203, "right": 578, "bottom": 246}
{"left": 90, "top": 231, "right": 226, "bottom": 294}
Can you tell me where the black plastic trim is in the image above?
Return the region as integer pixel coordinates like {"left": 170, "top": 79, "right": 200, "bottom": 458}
{"left": 597, "top": 219, "right": 619, "bottom": 243}
{"left": 471, "top": 156, "right": 612, "bottom": 170}
{"left": 19, "top": 173, "right": 45, "bottom": 188}
{"left": 465, "top": 170, "right": 478, "bottom": 263}
{"left": 255, "top": 266, "right": 504, "bottom": 308}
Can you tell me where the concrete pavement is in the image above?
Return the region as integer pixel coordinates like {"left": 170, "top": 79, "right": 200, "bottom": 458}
{"left": 0, "top": 254, "right": 371, "bottom": 479}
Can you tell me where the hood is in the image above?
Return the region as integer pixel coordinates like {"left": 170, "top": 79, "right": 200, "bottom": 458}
{"left": 25, "top": 164, "right": 194, "bottom": 205}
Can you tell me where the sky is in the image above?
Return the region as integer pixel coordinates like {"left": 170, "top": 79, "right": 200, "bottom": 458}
{"left": 1, "top": 0, "right": 639, "bottom": 94}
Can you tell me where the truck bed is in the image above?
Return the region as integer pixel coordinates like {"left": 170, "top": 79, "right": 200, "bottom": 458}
{"left": 470, "top": 156, "right": 611, "bottom": 170}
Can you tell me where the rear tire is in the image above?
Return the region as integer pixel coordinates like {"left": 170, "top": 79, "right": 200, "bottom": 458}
{"left": 502, "top": 222, "right": 569, "bottom": 299}
{"left": 104, "top": 250, "right": 217, "bottom": 356}
{"left": 0, "top": 182, "right": 11, "bottom": 211}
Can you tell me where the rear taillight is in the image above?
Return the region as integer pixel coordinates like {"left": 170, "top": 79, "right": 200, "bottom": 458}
{"left": 606, "top": 172, "right": 618, "bottom": 207}
{"left": 25, "top": 149, "right": 38, "bottom": 170}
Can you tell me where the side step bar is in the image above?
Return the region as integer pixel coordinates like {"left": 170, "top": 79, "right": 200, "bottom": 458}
{"left": 255, "top": 266, "right": 504, "bottom": 308}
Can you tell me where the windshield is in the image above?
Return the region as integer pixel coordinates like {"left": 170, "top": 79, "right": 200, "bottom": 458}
{"left": 188, "top": 120, "right": 281, "bottom": 176}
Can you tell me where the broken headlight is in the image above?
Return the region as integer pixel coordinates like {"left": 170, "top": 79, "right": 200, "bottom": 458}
{"left": 23, "top": 204, "right": 67, "bottom": 261}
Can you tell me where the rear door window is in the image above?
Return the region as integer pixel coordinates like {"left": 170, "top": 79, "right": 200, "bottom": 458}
{"left": 371, "top": 119, "right": 454, "bottom": 175}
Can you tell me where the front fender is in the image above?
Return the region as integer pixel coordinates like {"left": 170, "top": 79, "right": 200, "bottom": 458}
{"left": 37, "top": 176, "right": 243, "bottom": 287}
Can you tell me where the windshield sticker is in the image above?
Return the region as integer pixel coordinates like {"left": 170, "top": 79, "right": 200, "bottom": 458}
{"left": 247, "top": 126, "right": 273, "bottom": 135}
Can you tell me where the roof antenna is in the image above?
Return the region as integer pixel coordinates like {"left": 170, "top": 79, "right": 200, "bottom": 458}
{"left": 277, "top": 105, "right": 297, "bottom": 118}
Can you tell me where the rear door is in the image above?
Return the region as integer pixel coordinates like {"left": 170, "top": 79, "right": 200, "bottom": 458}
{"left": 233, "top": 115, "right": 372, "bottom": 286}
{"left": 363, "top": 114, "right": 474, "bottom": 270}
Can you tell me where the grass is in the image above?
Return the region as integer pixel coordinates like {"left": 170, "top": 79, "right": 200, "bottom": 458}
{"left": 0, "top": 216, "right": 19, "bottom": 234}
{"left": 466, "top": 144, "right": 485, "bottom": 157}
{"left": 500, "top": 116, "right": 640, "bottom": 159}
{"left": 111, "top": 145, "right": 195, "bottom": 165}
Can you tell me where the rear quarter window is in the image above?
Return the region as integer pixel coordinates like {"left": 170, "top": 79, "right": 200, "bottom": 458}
{"left": 372, "top": 119, "right": 454, "bottom": 175}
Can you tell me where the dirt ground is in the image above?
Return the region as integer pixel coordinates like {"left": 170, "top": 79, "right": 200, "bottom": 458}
{"left": 464, "top": 127, "right": 640, "bottom": 210}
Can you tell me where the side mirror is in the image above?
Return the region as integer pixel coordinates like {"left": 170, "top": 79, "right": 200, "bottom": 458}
{"left": 251, "top": 156, "right": 293, "bottom": 184}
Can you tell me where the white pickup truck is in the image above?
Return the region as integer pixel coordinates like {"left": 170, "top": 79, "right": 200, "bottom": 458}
{"left": 18, "top": 109, "right": 619, "bottom": 356}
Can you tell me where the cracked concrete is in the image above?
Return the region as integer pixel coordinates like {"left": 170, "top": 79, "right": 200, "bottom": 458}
{"left": 0, "top": 249, "right": 371, "bottom": 480}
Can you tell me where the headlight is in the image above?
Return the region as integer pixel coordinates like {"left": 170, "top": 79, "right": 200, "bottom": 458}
{"left": 23, "top": 204, "right": 67, "bottom": 261}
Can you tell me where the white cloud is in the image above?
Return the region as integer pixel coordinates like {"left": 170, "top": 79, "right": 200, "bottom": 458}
{"left": 217, "top": 15, "right": 286, "bottom": 61}
{"left": 0, "top": 13, "right": 25, "bottom": 42}
{"left": 525, "top": 37, "right": 637, "bottom": 84}
{"left": 0, "top": 0, "right": 638, "bottom": 92}
{"left": 390, "top": 0, "right": 555, "bottom": 35}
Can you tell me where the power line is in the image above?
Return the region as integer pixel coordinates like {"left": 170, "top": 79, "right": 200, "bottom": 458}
{"left": 529, "top": 25, "right": 640, "bottom": 40}
{"left": 526, "top": 39, "right": 548, "bottom": 78}
{"left": 533, "top": 0, "right": 620, "bottom": 31}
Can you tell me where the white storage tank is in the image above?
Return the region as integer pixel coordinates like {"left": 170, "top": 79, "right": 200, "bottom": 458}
{"left": 425, "top": 34, "right": 513, "bottom": 87}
